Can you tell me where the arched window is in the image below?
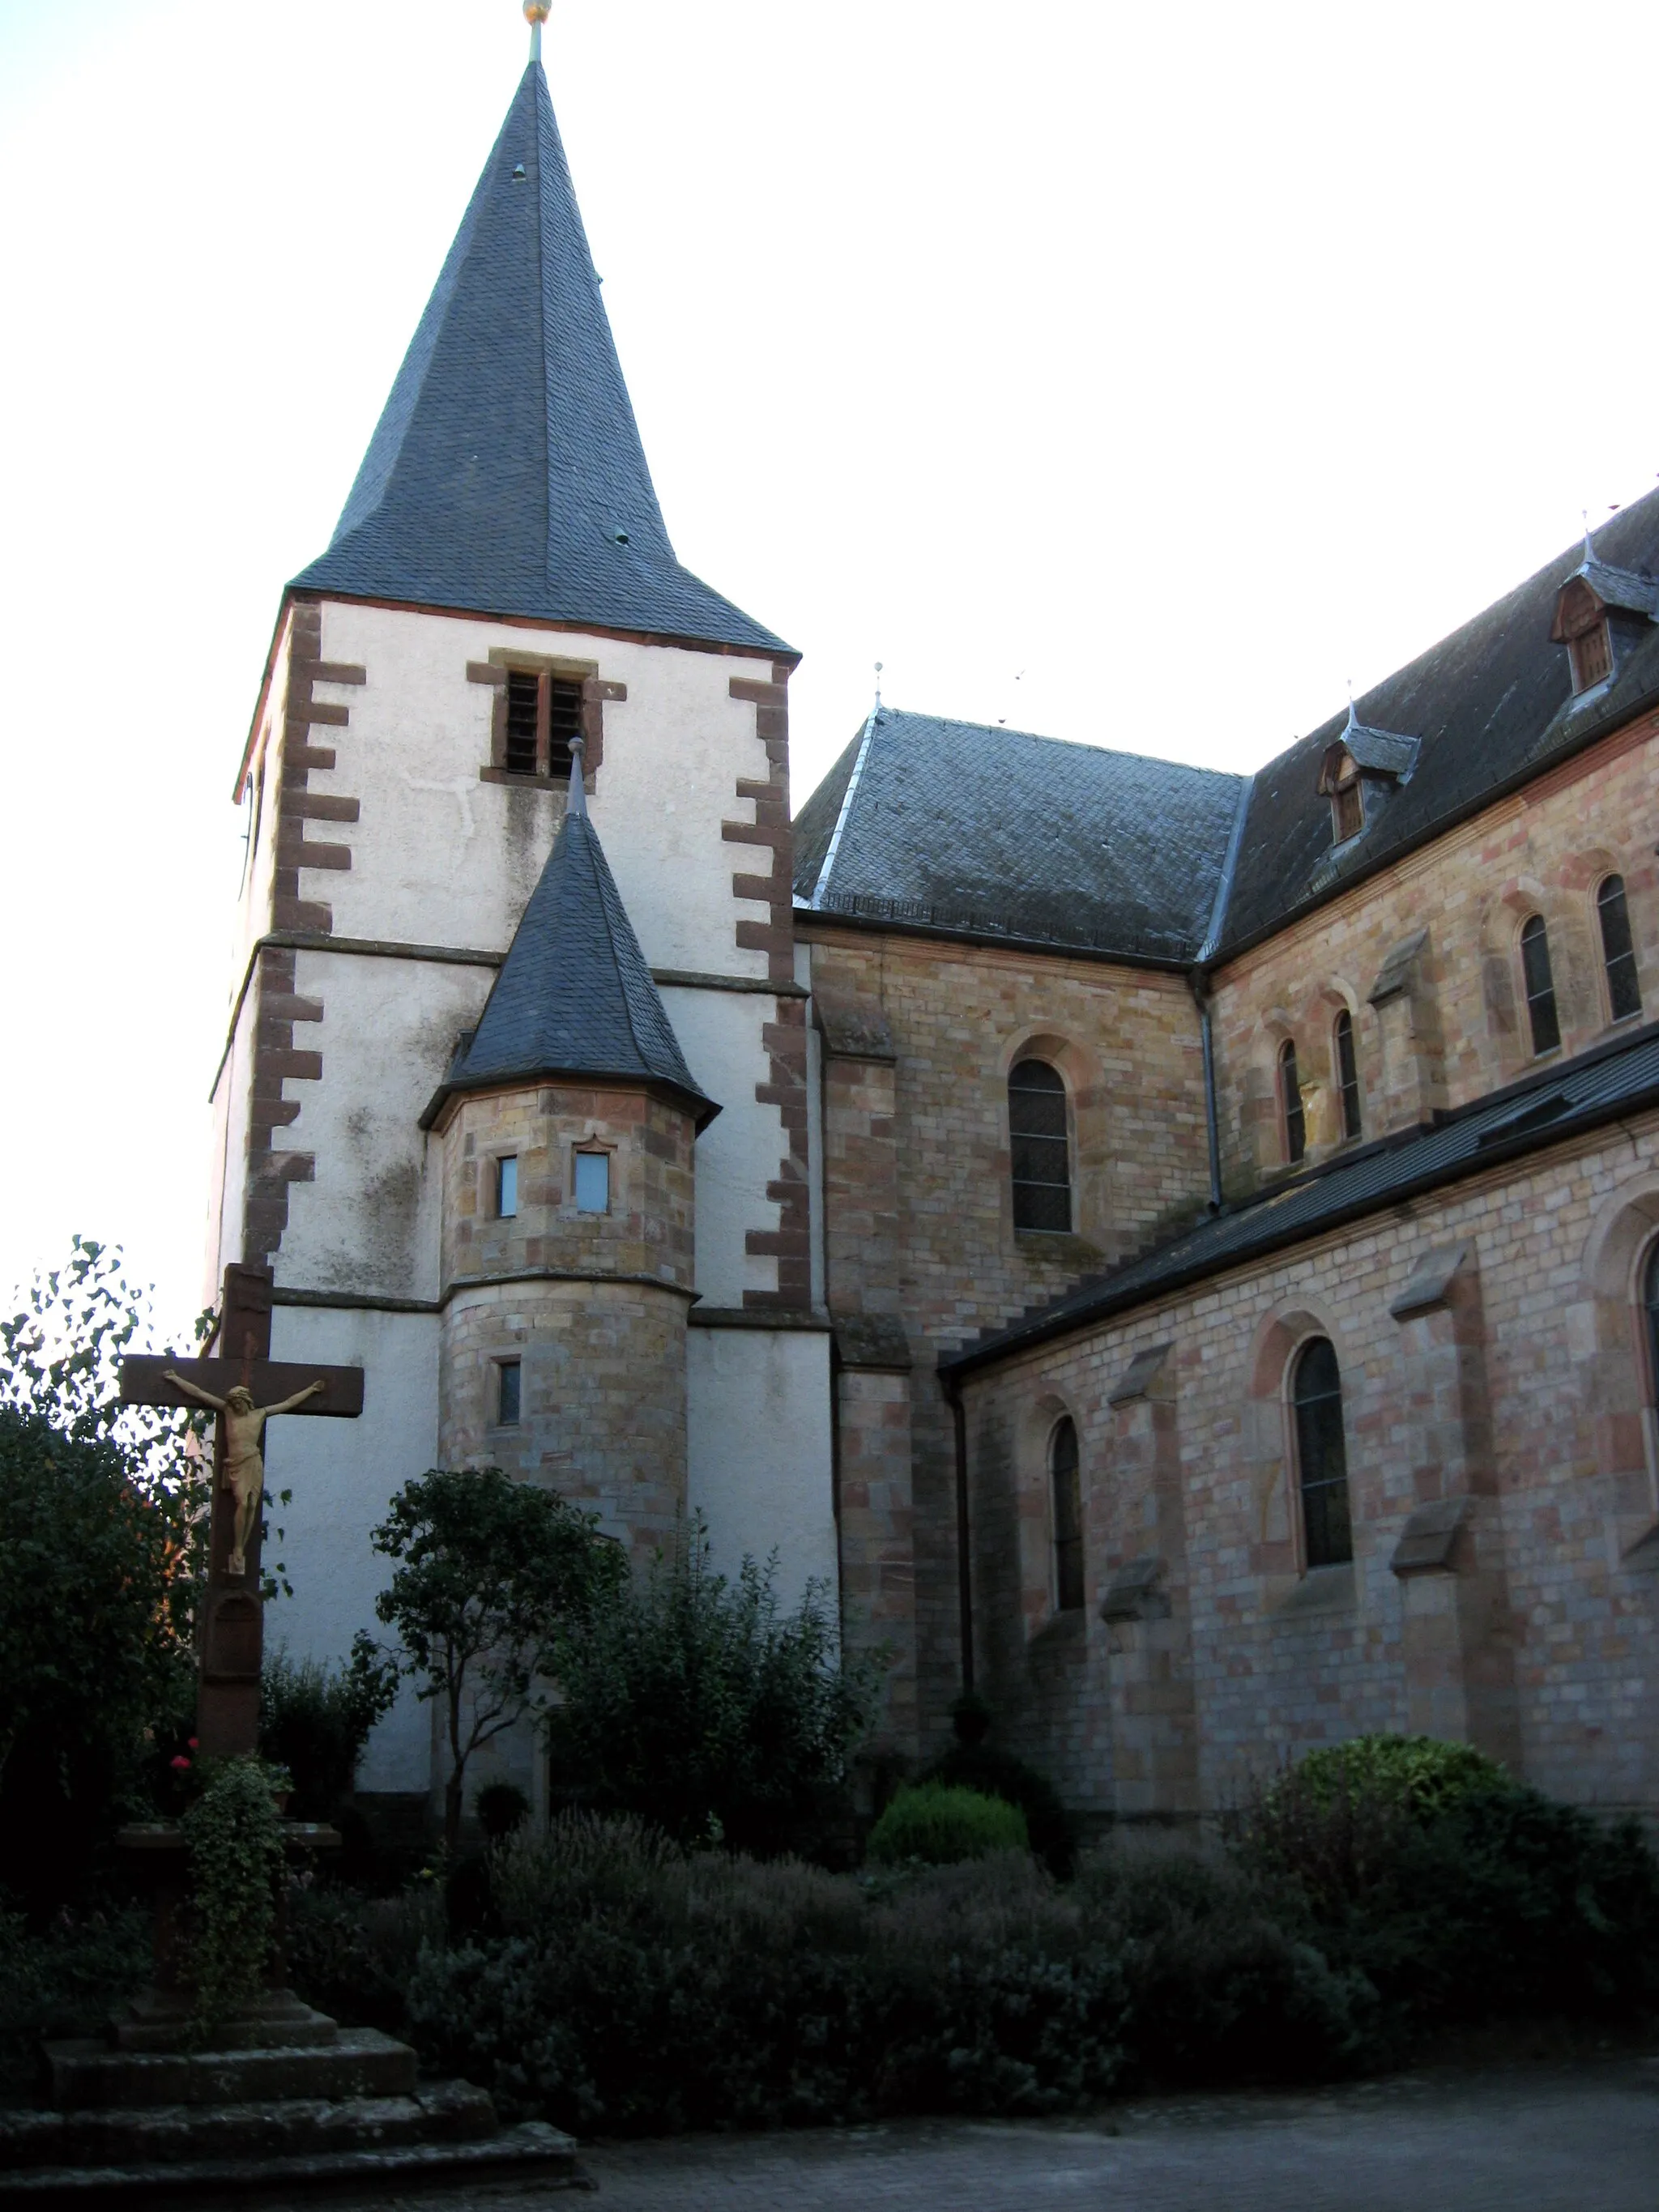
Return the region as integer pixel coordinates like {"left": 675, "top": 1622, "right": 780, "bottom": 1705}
{"left": 1333, "top": 1009, "right": 1362, "bottom": 1141}
{"left": 1644, "top": 1242, "right": 1659, "bottom": 1417}
{"left": 1292, "top": 1337, "right": 1352, "bottom": 1568}
{"left": 1520, "top": 914, "right": 1561, "bottom": 1055}
{"left": 1050, "top": 1416, "right": 1085, "bottom": 1611}
{"left": 1279, "top": 1039, "right": 1306, "bottom": 1164}
{"left": 1597, "top": 876, "right": 1642, "bottom": 1024}
{"left": 1009, "top": 1060, "right": 1071, "bottom": 1232}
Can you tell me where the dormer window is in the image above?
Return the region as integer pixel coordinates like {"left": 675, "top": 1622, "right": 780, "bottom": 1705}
{"left": 1316, "top": 711, "right": 1418, "bottom": 853}
{"left": 1550, "top": 553, "right": 1659, "bottom": 699}
{"left": 1555, "top": 578, "right": 1612, "bottom": 695}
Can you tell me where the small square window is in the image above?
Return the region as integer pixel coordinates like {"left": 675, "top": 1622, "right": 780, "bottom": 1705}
{"left": 496, "top": 1156, "right": 518, "bottom": 1217}
{"left": 574, "top": 1151, "right": 610, "bottom": 1214}
{"left": 496, "top": 1360, "right": 521, "bottom": 1427}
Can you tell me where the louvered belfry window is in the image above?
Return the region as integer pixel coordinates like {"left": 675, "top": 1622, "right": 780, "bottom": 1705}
{"left": 546, "top": 676, "right": 582, "bottom": 773}
{"left": 1598, "top": 875, "right": 1642, "bottom": 1023}
{"left": 502, "top": 669, "right": 586, "bottom": 778}
{"left": 1520, "top": 914, "right": 1562, "bottom": 1055}
{"left": 1009, "top": 1060, "right": 1071, "bottom": 1232}
{"left": 1293, "top": 1336, "right": 1353, "bottom": 1569}
{"left": 505, "top": 671, "right": 540, "bottom": 774}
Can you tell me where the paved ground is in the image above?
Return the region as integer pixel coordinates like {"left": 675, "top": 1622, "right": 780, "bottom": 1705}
{"left": 313, "top": 2053, "right": 1659, "bottom": 2211}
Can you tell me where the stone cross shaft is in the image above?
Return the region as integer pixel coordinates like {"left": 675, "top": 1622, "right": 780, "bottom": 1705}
{"left": 120, "top": 1264, "right": 364, "bottom": 1758}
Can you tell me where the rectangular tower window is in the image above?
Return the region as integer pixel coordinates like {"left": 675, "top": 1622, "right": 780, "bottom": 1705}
{"left": 496, "top": 1359, "right": 521, "bottom": 1427}
{"left": 496, "top": 1155, "right": 518, "bottom": 1217}
{"left": 574, "top": 1151, "right": 610, "bottom": 1214}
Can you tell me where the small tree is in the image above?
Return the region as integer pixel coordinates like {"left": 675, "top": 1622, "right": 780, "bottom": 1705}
{"left": 372, "top": 1468, "right": 625, "bottom": 1851}
{"left": 545, "top": 1514, "right": 878, "bottom": 1854}
{"left": 0, "top": 1240, "right": 207, "bottom": 1905}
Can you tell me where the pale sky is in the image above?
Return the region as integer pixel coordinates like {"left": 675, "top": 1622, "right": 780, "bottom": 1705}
{"left": 3, "top": 0, "right": 1657, "bottom": 1334}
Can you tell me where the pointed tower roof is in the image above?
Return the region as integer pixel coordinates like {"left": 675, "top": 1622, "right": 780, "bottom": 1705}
{"left": 421, "top": 748, "right": 718, "bottom": 1129}
{"left": 292, "top": 61, "right": 787, "bottom": 656}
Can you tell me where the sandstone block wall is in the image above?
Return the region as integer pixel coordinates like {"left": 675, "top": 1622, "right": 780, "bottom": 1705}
{"left": 804, "top": 925, "right": 1215, "bottom": 1755}
{"left": 1213, "top": 710, "right": 1659, "bottom": 1191}
{"left": 956, "top": 1116, "right": 1659, "bottom": 1822}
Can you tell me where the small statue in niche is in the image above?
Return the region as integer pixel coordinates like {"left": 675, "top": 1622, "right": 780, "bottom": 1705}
{"left": 162, "top": 1370, "right": 326, "bottom": 1578}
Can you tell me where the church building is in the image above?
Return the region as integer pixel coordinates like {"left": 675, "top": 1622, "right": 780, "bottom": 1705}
{"left": 208, "top": 32, "right": 1659, "bottom": 1831}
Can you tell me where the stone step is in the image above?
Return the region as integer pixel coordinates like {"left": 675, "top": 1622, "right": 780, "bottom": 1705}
{"left": 0, "top": 2117, "right": 582, "bottom": 2205}
{"left": 0, "top": 2082, "right": 494, "bottom": 2172}
{"left": 44, "top": 2030, "right": 418, "bottom": 2112}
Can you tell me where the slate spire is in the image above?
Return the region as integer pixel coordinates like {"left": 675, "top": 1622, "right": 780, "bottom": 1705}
{"left": 420, "top": 766, "right": 718, "bottom": 1130}
{"left": 292, "top": 58, "right": 785, "bottom": 655}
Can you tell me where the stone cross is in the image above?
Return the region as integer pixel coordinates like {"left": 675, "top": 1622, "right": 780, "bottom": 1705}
{"left": 121, "top": 1264, "right": 364, "bottom": 1758}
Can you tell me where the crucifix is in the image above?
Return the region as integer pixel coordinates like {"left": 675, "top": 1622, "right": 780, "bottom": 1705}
{"left": 122, "top": 1262, "right": 365, "bottom": 1758}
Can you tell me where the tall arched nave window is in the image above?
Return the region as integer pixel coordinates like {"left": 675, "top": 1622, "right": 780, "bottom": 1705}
{"left": 1009, "top": 1060, "right": 1071, "bottom": 1232}
{"left": 1050, "top": 1416, "right": 1085, "bottom": 1613}
{"left": 1334, "top": 1008, "right": 1362, "bottom": 1142}
{"left": 1520, "top": 914, "right": 1562, "bottom": 1056}
{"left": 1597, "top": 875, "right": 1642, "bottom": 1024}
{"left": 1279, "top": 1039, "right": 1306, "bottom": 1165}
{"left": 1291, "top": 1336, "right": 1353, "bottom": 1568}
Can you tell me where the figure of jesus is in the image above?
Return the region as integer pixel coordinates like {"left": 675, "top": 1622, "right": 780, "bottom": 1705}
{"left": 162, "top": 1370, "right": 327, "bottom": 1579}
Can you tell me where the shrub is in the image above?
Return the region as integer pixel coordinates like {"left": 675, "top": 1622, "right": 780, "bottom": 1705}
{"left": 866, "top": 1783, "right": 1029, "bottom": 1866}
{"left": 259, "top": 1639, "right": 399, "bottom": 1820}
{"left": 1240, "top": 1737, "right": 1659, "bottom": 2033}
{"left": 287, "top": 1882, "right": 444, "bottom": 2031}
{"left": 1077, "top": 1843, "right": 1377, "bottom": 2084}
{"left": 181, "top": 1756, "right": 288, "bottom": 2031}
{"left": 475, "top": 1782, "right": 531, "bottom": 1842}
{"left": 404, "top": 1818, "right": 1124, "bottom": 2131}
{"left": 0, "top": 1902, "right": 149, "bottom": 2099}
{"left": 919, "top": 1698, "right": 1074, "bottom": 1876}
{"left": 0, "top": 1412, "right": 197, "bottom": 1906}
{"left": 545, "top": 1517, "right": 878, "bottom": 1856}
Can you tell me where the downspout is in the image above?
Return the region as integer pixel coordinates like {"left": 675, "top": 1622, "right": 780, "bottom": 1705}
{"left": 1192, "top": 972, "right": 1223, "bottom": 1214}
{"left": 1191, "top": 772, "right": 1254, "bottom": 1217}
{"left": 943, "top": 1370, "right": 974, "bottom": 1694}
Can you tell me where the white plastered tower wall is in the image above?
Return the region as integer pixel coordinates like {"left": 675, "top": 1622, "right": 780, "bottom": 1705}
{"left": 206, "top": 595, "right": 838, "bottom": 1794}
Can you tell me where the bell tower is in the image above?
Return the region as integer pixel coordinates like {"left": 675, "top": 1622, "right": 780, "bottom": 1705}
{"left": 204, "top": 17, "right": 835, "bottom": 1801}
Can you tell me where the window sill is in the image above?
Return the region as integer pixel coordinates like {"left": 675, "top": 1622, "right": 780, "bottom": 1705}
{"left": 479, "top": 766, "right": 591, "bottom": 791}
{"left": 1030, "top": 1606, "right": 1087, "bottom": 1649}
{"left": 1271, "top": 1561, "right": 1356, "bottom": 1619}
{"left": 1014, "top": 1229, "right": 1104, "bottom": 1270}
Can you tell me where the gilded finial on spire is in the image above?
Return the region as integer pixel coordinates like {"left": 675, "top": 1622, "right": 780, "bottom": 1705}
{"left": 525, "top": 1, "right": 551, "bottom": 62}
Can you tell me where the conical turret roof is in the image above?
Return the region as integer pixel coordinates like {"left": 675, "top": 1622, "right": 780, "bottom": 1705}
{"left": 420, "top": 780, "right": 718, "bottom": 1130}
{"left": 292, "top": 62, "right": 786, "bottom": 655}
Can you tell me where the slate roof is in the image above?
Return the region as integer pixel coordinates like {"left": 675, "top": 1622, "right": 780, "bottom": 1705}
{"left": 941, "top": 1017, "right": 1659, "bottom": 1376}
{"left": 793, "top": 710, "right": 1247, "bottom": 965}
{"left": 420, "top": 791, "right": 717, "bottom": 1130}
{"left": 1218, "top": 492, "right": 1659, "bottom": 954}
{"left": 292, "top": 62, "right": 786, "bottom": 656}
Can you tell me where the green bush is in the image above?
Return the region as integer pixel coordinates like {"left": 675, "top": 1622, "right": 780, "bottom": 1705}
{"left": 1241, "top": 1737, "right": 1659, "bottom": 2034}
{"left": 259, "top": 1639, "right": 399, "bottom": 1820}
{"left": 1076, "top": 1844, "right": 1375, "bottom": 2085}
{"left": 287, "top": 1881, "right": 444, "bottom": 2032}
{"left": 919, "top": 1722, "right": 1074, "bottom": 1876}
{"left": 0, "top": 1902, "right": 149, "bottom": 2098}
{"left": 866, "top": 1784, "right": 1029, "bottom": 1866}
{"left": 404, "top": 1816, "right": 1124, "bottom": 2130}
{"left": 545, "top": 1517, "right": 877, "bottom": 1856}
